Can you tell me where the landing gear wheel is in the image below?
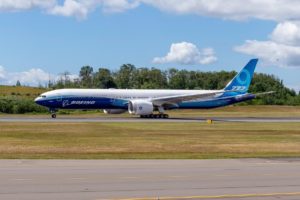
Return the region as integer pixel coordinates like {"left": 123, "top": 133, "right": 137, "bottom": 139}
{"left": 51, "top": 113, "right": 57, "bottom": 119}
{"left": 163, "top": 114, "right": 169, "bottom": 119}
{"left": 140, "top": 114, "right": 169, "bottom": 119}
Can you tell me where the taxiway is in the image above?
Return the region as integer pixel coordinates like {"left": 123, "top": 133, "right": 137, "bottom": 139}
{"left": 0, "top": 159, "right": 300, "bottom": 200}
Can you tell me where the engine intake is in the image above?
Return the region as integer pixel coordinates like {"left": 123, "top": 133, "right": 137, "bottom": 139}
{"left": 128, "top": 100, "right": 154, "bottom": 115}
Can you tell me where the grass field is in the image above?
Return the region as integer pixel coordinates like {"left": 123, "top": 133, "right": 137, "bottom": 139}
{"left": 0, "top": 85, "right": 47, "bottom": 99}
{"left": 0, "top": 122, "right": 300, "bottom": 159}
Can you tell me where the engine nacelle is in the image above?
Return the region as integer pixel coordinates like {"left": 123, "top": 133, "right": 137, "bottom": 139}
{"left": 128, "top": 100, "right": 154, "bottom": 115}
{"left": 103, "top": 109, "right": 127, "bottom": 114}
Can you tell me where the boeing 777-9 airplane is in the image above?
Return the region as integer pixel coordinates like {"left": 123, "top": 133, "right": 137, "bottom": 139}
{"left": 35, "top": 59, "right": 272, "bottom": 119}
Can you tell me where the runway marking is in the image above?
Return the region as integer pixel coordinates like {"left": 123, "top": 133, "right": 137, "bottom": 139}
{"left": 116, "top": 192, "right": 300, "bottom": 200}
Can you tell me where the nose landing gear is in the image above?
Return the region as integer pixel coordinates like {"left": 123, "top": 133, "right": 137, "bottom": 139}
{"left": 50, "top": 109, "right": 57, "bottom": 119}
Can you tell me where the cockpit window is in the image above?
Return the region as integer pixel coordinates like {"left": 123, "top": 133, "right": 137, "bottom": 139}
{"left": 39, "top": 95, "right": 47, "bottom": 98}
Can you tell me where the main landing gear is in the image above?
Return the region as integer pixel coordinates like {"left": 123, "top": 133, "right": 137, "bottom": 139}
{"left": 140, "top": 114, "right": 169, "bottom": 119}
{"left": 140, "top": 106, "right": 169, "bottom": 119}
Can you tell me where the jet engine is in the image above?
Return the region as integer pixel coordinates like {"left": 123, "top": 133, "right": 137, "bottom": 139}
{"left": 103, "top": 109, "right": 127, "bottom": 114}
{"left": 128, "top": 100, "right": 154, "bottom": 115}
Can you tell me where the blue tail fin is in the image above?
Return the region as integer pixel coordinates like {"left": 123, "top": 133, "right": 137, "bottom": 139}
{"left": 224, "top": 59, "right": 258, "bottom": 93}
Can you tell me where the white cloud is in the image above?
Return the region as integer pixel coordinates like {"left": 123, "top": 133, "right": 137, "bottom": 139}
{"left": 271, "top": 21, "right": 300, "bottom": 46}
{"left": 0, "top": 67, "right": 52, "bottom": 86}
{"left": 153, "top": 42, "right": 217, "bottom": 65}
{"left": 0, "top": 66, "right": 77, "bottom": 87}
{"left": 235, "top": 21, "right": 300, "bottom": 68}
{"left": 49, "top": 0, "right": 139, "bottom": 19}
{"left": 11, "top": 68, "right": 52, "bottom": 86}
{"left": 3, "top": 0, "right": 300, "bottom": 21}
{"left": 0, "top": 0, "right": 139, "bottom": 19}
{"left": 46, "top": 0, "right": 300, "bottom": 21}
{"left": 0, "top": 66, "right": 5, "bottom": 81}
{"left": 101, "top": 0, "right": 139, "bottom": 13}
{"left": 235, "top": 40, "right": 300, "bottom": 67}
{"left": 49, "top": 0, "right": 89, "bottom": 19}
{"left": 141, "top": 0, "right": 300, "bottom": 21}
{"left": 0, "top": 0, "right": 55, "bottom": 11}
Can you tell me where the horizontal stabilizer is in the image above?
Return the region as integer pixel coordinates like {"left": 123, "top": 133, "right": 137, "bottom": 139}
{"left": 254, "top": 91, "right": 276, "bottom": 96}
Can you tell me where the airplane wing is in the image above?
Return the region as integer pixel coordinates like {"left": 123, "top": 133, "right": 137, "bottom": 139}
{"left": 151, "top": 90, "right": 226, "bottom": 106}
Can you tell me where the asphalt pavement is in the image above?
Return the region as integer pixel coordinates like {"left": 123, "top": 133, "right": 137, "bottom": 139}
{"left": 0, "top": 159, "right": 300, "bottom": 200}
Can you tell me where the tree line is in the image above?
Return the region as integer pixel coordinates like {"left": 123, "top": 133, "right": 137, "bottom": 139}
{"left": 52, "top": 64, "right": 300, "bottom": 105}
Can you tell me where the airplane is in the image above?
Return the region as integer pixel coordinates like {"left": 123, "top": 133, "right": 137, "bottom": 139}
{"left": 35, "top": 59, "right": 272, "bottom": 119}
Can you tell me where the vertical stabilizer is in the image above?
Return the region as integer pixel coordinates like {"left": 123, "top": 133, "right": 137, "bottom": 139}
{"left": 224, "top": 59, "right": 258, "bottom": 93}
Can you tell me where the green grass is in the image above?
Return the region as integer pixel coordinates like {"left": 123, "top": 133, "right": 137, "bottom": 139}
{"left": 0, "top": 122, "right": 300, "bottom": 159}
{"left": 0, "top": 85, "right": 47, "bottom": 99}
{"left": 169, "top": 105, "right": 300, "bottom": 117}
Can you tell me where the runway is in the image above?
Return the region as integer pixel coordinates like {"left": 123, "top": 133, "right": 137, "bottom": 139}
{"left": 1, "top": 159, "right": 300, "bottom": 200}
{"left": 1, "top": 116, "right": 300, "bottom": 123}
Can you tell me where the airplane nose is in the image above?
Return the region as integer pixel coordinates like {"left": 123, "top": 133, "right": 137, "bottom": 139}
{"left": 34, "top": 97, "right": 42, "bottom": 104}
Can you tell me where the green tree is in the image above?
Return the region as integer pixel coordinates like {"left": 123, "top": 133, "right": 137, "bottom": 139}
{"left": 147, "top": 68, "right": 167, "bottom": 89}
{"left": 115, "top": 64, "right": 136, "bottom": 89}
{"left": 167, "top": 69, "right": 189, "bottom": 89}
{"left": 94, "top": 68, "right": 116, "bottom": 88}
{"left": 79, "top": 66, "right": 94, "bottom": 88}
{"left": 132, "top": 67, "right": 167, "bottom": 89}
{"left": 16, "top": 80, "right": 21, "bottom": 87}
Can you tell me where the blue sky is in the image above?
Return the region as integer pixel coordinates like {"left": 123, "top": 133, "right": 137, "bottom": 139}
{"left": 0, "top": 0, "right": 299, "bottom": 91}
